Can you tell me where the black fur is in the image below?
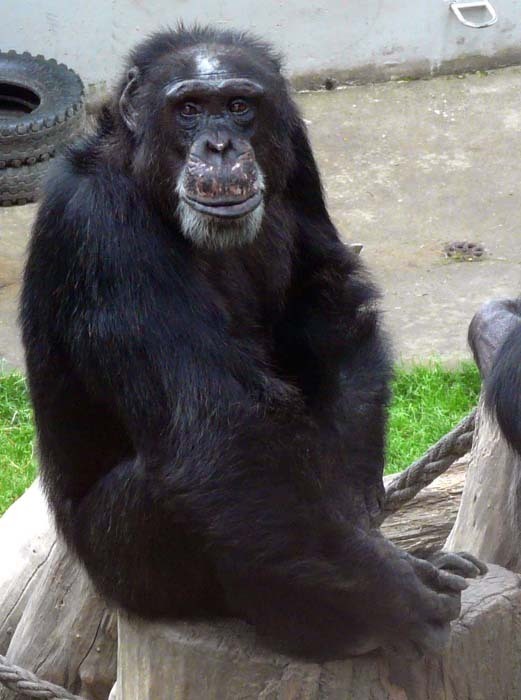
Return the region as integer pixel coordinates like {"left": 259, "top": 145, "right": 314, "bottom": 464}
{"left": 21, "top": 26, "right": 467, "bottom": 660}
{"left": 484, "top": 301, "right": 521, "bottom": 455}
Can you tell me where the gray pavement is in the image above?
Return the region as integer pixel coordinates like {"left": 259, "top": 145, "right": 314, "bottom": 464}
{"left": 2, "top": 66, "right": 521, "bottom": 369}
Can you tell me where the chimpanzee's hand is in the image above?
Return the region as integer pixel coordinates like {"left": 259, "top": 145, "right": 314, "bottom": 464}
{"left": 424, "top": 550, "right": 487, "bottom": 579}
{"left": 363, "top": 539, "right": 468, "bottom": 659}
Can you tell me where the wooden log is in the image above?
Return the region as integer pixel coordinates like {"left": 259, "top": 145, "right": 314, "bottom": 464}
{"left": 0, "top": 538, "right": 116, "bottom": 700}
{"left": 0, "top": 482, "right": 116, "bottom": 700}
{"left": 382, "top": 459, "right": 466, "bottom": 553}
{"left": 115, "top": 565, "right": 521, "bottom": 700}
{"left": 0, "top": 480, "right": 55, "bottom": 654}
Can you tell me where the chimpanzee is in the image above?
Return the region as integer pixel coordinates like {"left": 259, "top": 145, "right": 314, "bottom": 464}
{"left": 471, "top": 298, "right": 521, "bottom": 455}
{"left": 21, "top": 25, "right": 483, "bottom": 661}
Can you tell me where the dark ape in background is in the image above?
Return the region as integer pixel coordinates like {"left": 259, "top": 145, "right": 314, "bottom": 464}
{"left": 469, "top": 298, "right": 521, "bottom": 455}
{"left": 21, "top": 26, "right": 479, "bottom": 660}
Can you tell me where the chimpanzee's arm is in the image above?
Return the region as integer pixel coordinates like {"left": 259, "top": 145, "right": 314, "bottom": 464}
{"left": 274, "top": 220, "right": 391, "bottom": 525}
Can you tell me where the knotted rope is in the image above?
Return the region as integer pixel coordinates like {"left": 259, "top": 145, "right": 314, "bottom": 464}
{"left": 0, "top": 655, "right": 83, "bottom": 699}
{"left": 384, "top": 408, "right": 476, "bottom": 517}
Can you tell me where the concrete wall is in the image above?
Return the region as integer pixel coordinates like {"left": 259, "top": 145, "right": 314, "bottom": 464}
{"left": 2, "top": 0, "right": 521, "bottom": 93}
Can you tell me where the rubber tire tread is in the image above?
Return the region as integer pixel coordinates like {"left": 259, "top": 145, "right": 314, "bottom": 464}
{"left": 0, "top": 160, "right": 49, "bottom": 205}
{"left": 0, "top": 51, "right": 85, "bottom": 167}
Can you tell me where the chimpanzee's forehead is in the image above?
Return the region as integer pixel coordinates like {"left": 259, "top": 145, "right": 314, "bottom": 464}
{"left": 162, "top": 44, "right": 275, "bottom": 84}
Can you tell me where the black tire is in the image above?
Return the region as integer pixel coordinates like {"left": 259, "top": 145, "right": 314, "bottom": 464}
{"left": 0, "top": 159, "right": 48, "bottom": 205}
{"left": 0, "top": 50, "right": 85, "bottom": 167}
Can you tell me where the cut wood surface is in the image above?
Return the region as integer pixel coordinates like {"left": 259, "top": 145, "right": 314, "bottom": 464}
{"left": 116, "top": 565, "right": 521, "bottom": 700}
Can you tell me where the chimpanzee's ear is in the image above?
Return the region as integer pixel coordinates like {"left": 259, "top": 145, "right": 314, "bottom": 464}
{"left": 119, "top": 67, "right": 140, "bottom": 132}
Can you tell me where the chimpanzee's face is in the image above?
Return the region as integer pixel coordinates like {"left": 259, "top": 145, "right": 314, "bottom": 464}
{"left": 121, "top": 46, "right": 276, "bottom": 249}
{"left": 168, "top": 57, "right": 266, "bottom": 249}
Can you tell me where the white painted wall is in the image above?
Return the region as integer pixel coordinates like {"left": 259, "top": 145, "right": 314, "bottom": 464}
{"left": 2, "top": 0, "right": 521, "bottom": 92}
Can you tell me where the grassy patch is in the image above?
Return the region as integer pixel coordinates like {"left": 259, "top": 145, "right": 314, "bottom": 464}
{"left": 0, "top": 363, "right": 481, "bottom": 516}
{"left": 386, "top": 361, "right": 481, "bottom": 474}
{"left": 0, "top": 372, "right": 36, "bottom": 516}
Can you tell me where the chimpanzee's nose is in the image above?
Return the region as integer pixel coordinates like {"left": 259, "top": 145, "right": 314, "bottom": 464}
{"left": 205, "top": 135, "right": 232, "bottom": 154}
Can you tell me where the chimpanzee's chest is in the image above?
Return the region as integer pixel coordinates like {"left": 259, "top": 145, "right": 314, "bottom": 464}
{"left": 197, "top": 233, "right": 294, "bottom": 347}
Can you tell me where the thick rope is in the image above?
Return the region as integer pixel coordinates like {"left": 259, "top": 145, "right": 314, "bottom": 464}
{"left": 0, "top": 409, "right": 476, "bottom": 698}
{"left": 383, "top": 408, "right": 476, "bottom": 518}
{"left": 0, "top": 656, "right": 84, "bottom": 699}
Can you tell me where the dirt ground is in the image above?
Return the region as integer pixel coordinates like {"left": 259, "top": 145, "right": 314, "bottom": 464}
{"left": 1, "top": 65, "right": 521, "bottom": 369}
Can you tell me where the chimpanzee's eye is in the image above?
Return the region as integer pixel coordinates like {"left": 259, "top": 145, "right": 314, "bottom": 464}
{"left": 229, "top": 99, "right": 249, "bottom": 115}
{"left": 180, "top": 102, "right": 201, "bottom": 117}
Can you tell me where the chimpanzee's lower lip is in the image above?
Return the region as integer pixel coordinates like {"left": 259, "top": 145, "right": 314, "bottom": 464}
{"left": 183, "top": 191, "right": 262, "bottom": 219}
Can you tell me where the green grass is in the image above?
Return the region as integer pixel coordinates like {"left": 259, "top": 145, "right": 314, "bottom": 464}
{"left": 0, "top": 372, "right": 36, "bottom": 516}
{"left": 386, "top": 361, "right": 481, "bottom": 474}
{"left": 0, "top": 362, "right": 482, "bottom": 516}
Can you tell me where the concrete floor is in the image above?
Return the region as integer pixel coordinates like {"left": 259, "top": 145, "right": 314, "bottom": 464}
{"left": 1, "top": 66, "right": 521, "bottom": 369}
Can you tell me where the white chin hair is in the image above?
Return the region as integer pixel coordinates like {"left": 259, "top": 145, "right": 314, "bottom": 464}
{"left": 176, "top": 198, "right": 264, "bottom": 251}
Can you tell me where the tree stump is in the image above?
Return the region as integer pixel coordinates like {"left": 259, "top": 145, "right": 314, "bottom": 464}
{"left": 114, "top": 565, "right": 521, "bottom": 700}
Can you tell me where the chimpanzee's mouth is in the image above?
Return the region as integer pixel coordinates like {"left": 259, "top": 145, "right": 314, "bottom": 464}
{"left": 183, "top": 191, "right": 262, "bottom": 219}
